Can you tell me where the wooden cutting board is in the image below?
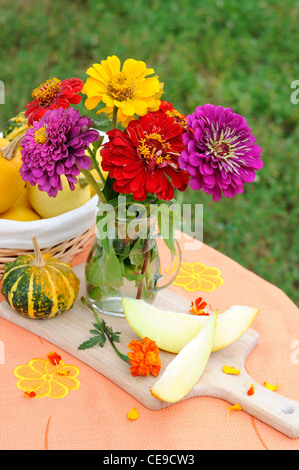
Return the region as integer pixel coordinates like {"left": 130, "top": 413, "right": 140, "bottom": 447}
{"left": 0, "top": 263, "right": 298, "bottom": 439}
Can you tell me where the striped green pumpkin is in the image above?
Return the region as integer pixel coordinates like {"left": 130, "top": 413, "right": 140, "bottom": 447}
{"left": 1, "top": 237, "right": 80, "bottom": 319}
{"left": 3, "top": 111, "right": 28, "bottom": 142}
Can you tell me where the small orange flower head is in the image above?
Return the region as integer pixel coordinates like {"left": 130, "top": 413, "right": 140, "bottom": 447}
{"left": 128, "top": 337, "right": 161, "bottom": 377}
{"left": 189, "top": 297, "right": 209, "bottom": 316}
{"left": 47, "top": 352, "right": 62, "bottom": 366}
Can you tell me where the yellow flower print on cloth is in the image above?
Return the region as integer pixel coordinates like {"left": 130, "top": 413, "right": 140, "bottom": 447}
{"left": 173, "top": 262, "right": 224, "bottom": 292}
{"left": 14, "top": 352, "right": 80, "bottom": 399}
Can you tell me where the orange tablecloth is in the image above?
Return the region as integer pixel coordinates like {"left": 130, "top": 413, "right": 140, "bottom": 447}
{"left": 0, "top": 234, "right": 298, "bottom": 450}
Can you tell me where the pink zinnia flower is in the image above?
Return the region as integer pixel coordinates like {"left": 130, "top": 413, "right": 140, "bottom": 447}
{"left": 20, "top": 107, "right": 99, "bottom": 197}
{"left": 179, "top": 104, "right": 263, "bottom": 201}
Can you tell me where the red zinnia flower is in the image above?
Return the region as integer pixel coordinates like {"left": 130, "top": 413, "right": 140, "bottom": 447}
{"left": 100, "top": 113, "right": 190, "bottom": 201}
{"left": 25, "top": 77, "right": 84, "bottom": 125}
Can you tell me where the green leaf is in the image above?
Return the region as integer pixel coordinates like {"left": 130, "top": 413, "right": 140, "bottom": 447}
{"left": 98, "top": 333, "right": 106, "bottom": 347}
{"left": 78, "top": 336, "right": 100, "bottom": 350}
{"left": 102, "top": 175, "right": 118, "bottom": 201}
{"left": 91, "top": 135, "right": 104, "bottom": 152}
{"left": 86, "top": 245, "right": 123, "bottom": 289}
{"left": 155, "top": 204, "right": 176, "bottom": 254}
{"left": 78, "top": 297, "right": 129, "bottom": 363}
{"left": 89, "top": 329, "right": 101, "bottom": 335}
{"left": 121, "top": 263, "right": 144, "bottom": 282}
{"left": 129, "top": 238, "right": 146, "bottom": 270}
{"left": 92, "top": 119, "right": 112, "bottom": 131}
{"left": 92, "top": 322, "right": 103, "bottom": 332}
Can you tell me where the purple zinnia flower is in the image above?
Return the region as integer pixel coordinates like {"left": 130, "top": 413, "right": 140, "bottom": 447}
{"left": 179, "top": 104, "right": 263, "bottom": 201}
{"left": 20, "top": 107, "right": 99, "bottom": 197}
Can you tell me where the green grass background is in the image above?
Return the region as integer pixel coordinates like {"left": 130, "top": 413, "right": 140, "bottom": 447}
{"left": 0, "top": 0, "right": 298, "bottom": 305}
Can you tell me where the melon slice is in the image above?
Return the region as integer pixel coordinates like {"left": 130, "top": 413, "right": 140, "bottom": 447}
{"left": 122, "top": 298, "right": 259, "bottom": 353}
{"left": 150, "top": 312, "right": 217, "bottom": 403}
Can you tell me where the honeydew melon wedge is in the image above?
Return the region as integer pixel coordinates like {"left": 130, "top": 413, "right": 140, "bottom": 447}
{"left": 212, "top": 305, "right": 259, "bottom": 351}
{"left": 150, "top": 312, "right": 217, "bottom": 403}
{"left": 122, "top": 298, "right": 259, "bottom": 353}
{"left": 122, "top": 298, "right": 206, "bottom": 353}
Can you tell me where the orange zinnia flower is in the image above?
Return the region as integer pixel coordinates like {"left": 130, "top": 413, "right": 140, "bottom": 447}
{"left": 128, "top": 337, "right": 161, "bottom": 377}
{"left": 189, "top": 297, "right": 209, "bottom": 315}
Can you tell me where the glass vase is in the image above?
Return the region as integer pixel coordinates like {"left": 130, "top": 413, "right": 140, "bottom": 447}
{"left": 85, "top": 201, "right": 181, "bottom": 317}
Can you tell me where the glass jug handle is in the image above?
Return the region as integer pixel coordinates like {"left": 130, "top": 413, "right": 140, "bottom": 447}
{"left": 154, "top": 239, "right": 182, "bottom": 291}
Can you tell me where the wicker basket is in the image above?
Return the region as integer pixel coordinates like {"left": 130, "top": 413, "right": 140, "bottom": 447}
{"left": 0, "top": 193, "right": 98, "bottom": 279}
{"left": 0, "top": 225, "right": 95, "bottom": 278}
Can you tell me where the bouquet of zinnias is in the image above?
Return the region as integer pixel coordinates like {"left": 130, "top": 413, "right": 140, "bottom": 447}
{"left": 16, "top": 55, "right": 263, "bottom": 315}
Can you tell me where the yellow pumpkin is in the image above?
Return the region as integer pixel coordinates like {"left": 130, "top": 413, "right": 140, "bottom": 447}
{"left": 0, "top": 137, "right": 25, "bottom": 213}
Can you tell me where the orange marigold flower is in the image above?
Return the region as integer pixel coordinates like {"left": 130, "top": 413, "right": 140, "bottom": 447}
{"left": 247, "top": 384, "right": 255, "bottom": 396}
{"left": 189, "top": 296, "right": 209, "bottom": 315}
{"left": 128, "top": 337, "right": 161, "bottom": 377}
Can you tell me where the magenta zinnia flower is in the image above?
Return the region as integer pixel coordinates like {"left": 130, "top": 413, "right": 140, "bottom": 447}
{"left": 179, "top": 104, "right": 263, "bottom": 201}
{"left": 20, "top": 107, "right": 99, "bottom": 197}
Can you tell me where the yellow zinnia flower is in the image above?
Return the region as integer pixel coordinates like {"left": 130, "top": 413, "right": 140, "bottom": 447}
{"left": 82, "top": 55, "right": 163, "bottom": 127}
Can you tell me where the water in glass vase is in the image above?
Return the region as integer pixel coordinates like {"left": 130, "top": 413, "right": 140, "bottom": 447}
{"left": 85, "top": 206, "right": 181, "bottom": 317}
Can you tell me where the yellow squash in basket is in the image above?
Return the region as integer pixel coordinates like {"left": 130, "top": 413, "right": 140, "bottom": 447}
{"left": 0, "top": 137, "right": 25, "bottom": 213}
{"left": 0, "top": 188, "right": 42, "bottom": 221}
{"left": 27, "top": 175, "right": 91, "bottom": 218}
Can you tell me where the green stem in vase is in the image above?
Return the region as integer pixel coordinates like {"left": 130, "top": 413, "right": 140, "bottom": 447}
{"left": 136, "top": 239, "right": 151, "bottom": 299}
{"left": 80, "top": 168, "right": 107, "bottom": 203}
{"left": 87, "top": 146, "right": 106, "bottom": 185}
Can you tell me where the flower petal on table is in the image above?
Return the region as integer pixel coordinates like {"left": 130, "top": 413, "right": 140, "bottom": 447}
{"left": 56, "top": 365, "right": 80, "bottom": 378}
